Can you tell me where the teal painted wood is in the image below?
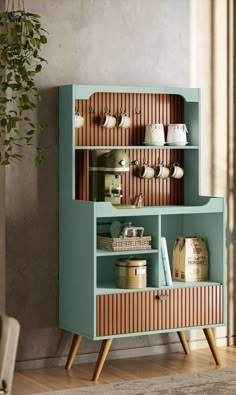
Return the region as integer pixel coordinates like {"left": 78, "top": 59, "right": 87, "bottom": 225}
{"left": 59, "top": 85, "right": 74, "bottom": 200}
{"left": 94, "top": 198, "right": 224, "bottom": 218}
{"left": 59, "top": 86, "right": 96, "bottom": 338}
{"left": 59, "top": 84, "right": 226, "bottom": 341}
{"left": 183, "top": 213, "right": 226, "bottom": 323}
{"left": 69, "top": 84, "right": 200, "bottom": 102}
{"left": 96, "top": 249, "right": 158, "bottom": 257}
{"left": 184, "top": 102, "right": 200, "bottom": 146}
{"left": 60, "top": 323, "right": 224, "bottom": 341}
{"left": 96, "top": 281, "right": 221, "bottom": 295}
{"left": 184, "top": 98, "right": 201, "bottom": 204}
{"left": 184, "top": 150, "right": 201, "bottom": 205}
{"left": 161, "top": 214, "right": 183, "bottom": 275}
{"left": 75, "top": 145, "right": 199, "bottom": 150}
{"left": 93, "top": 323, "right": 225, "bottom": 341}
{"left": 183, "top": 214, "right": 224, "bottom": 283}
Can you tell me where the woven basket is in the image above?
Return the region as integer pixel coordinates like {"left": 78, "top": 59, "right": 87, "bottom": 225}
{"left": 97, "top": 234, "right": 152, "bottom": 251}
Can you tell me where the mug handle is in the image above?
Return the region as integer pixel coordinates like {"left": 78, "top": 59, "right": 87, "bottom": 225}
{"left": 184, "top": 125, "right": 189, "bottom": 133}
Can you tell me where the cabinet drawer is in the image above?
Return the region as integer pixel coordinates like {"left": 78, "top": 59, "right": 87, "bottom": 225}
{"left": 96, "top": 285, "right": 223, "bottom": 336}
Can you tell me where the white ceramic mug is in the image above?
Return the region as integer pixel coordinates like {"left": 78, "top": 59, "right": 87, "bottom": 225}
{"left": 167, "top": 124, "right": 188, "bottom": 145}
{"left": 75, "top": 113, "right": 85, "bottom": 128}
{"left": 100, "top": 113, "right": 116, "bottom": 128}
{"left": 144, "top": 124, "right": 165, "bottom": 145}
{"left": 139, "top": 164, "right": 155, "bottom": 179}
{"left": 155, "top": 163, "right": 170, "bottom": 178}
{"left": 170, "top": 163, "right": 184, "bottom": 179}
{"left": 117, "top": 114, "right": 132, "bottom": 128}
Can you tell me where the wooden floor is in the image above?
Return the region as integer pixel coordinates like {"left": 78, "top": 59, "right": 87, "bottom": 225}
{"left": 12, "top": 346, "right": 236, "bottom": 395}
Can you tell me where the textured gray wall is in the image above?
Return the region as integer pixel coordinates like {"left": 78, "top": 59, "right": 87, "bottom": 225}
{"left": 5, "top": 0, "right": 190, "bottom": 365}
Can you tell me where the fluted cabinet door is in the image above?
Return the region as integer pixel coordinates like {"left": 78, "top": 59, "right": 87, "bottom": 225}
{"left": 96, "top": 285, "right": 223, "bottom": 337}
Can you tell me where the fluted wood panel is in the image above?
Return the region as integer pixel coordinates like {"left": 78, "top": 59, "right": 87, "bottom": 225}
{"left": 75, "top": 93, "right": 184, "bottom": 146}
{"left": 96, "top": 285, "right": 223, "bottom": 336}
{"left": 76, "top": 148, "right": 184, "bottom": 205}
{"left": 75, "top": 92, "right": 184, "bottom": 205}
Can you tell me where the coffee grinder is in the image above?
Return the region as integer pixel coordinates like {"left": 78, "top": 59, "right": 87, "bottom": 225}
{"left": 89, "top": 150, "right": 136, "bottom": 205}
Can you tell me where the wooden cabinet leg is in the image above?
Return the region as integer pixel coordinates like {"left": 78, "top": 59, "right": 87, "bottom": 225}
{"left": 203, "top": 328, "right": 221, "bottom": 365}
{"left": 65, "top": 334, "right": 83, "bottom": 370}
{"left": 92, "top": 339, "right": 113, "bottom": 382}
{"left": 177, "top": 331, "right": 190, "bottom": 355}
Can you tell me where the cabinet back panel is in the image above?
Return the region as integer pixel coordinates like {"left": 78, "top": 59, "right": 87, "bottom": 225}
{"left": 75, "top": 92, "right": 184, "bottom": 205}
{"left": 76, "top": 149, "right": 184, "bottom": 206}
{"left": 75, "top": 93, "right": 184, "bottom": 146}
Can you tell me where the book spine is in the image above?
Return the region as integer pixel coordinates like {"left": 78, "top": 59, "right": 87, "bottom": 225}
{"left": 161, "top": 237, "right": 173, "bottom": 286}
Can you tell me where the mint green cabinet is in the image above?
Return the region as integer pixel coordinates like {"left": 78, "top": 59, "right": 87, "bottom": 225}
{"left": 59, "top": 85, "right": 225, "bottom": 379}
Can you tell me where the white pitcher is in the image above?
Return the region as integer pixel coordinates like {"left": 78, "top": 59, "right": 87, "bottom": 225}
{"left": 167, "top": 124, "right": 188, "bottom": 145}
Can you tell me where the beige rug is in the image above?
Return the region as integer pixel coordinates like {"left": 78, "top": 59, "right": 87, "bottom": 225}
{"left": 36, "top": 366, "right": 236, "bottom": 394}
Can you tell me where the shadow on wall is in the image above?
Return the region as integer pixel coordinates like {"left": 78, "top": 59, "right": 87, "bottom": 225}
{"left": 5, "top": 87, "right": 58, "bottom": 337}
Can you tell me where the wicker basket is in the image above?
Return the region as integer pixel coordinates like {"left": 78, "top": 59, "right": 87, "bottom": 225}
{"left": 97, "top": 233, "right": 152, "bottom": 251}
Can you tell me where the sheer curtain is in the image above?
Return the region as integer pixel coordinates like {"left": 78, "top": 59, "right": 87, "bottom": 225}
{"left": 190, "top": 0, "right": 235, "bottom": 343}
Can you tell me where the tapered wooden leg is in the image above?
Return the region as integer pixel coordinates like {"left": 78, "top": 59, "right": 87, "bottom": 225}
{"left": 177, "top": 331, "right": 190, "bottom": 355}
{"left": 203, "top": 328, "right": 221, "bottom": 365}
{"left": 92, "top": 339, "right": 113, "bottom": 382}
{"left": 65, "top": 334, "right": 83, "bottom": 370}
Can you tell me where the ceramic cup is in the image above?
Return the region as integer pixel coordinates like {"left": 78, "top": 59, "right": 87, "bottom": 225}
{"left": 139, "top": 164, "right": 155, "bottom": 179}
{"left": 170, "top": 163, "right": 184, "bottom": 179}
{"left": 144, "top": 124, "right": 165, "bottom": 145}
{"left": 155, "top": 163, "right": 170, "bottom": 179}
{"left": 167, "top": 124, "right": 188, "bottom": 145}
{"left": 117, "top": 113, "right": 132, "bottom": 128}
{"left": 75, "top": 113, "right": 85, "bottom": 128}
{"left": 100, "top": 113, "right": 116, "bottom": 128}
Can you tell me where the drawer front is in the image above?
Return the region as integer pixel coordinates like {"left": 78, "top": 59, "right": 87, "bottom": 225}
{"left": 96, "top": 285, "right": 223, "bottom": 336}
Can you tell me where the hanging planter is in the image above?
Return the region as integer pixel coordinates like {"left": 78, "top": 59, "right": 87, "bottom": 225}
{"left": 0, "top": 0, "right": 48, "bottom": 166}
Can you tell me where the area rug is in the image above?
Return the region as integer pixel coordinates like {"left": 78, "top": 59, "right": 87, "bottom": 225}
{"left": 36, "top": 366, "right": 236, "bottom": 395}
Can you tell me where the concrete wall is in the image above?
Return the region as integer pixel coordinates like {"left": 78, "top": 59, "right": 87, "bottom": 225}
{"left": 5, "top": 0, "right": 191, "bottom": 368}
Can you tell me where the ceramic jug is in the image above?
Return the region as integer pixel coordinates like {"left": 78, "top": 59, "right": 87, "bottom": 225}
{"left": 167, "top": 124, "right": 188, "bottom": 145}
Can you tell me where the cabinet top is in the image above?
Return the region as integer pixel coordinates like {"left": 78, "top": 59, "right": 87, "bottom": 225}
{"left": 59, "top": 84, "right": 200, "bottom": 102}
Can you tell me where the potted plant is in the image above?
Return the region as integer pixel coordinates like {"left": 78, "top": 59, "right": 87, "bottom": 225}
{"left": 0, "top": 0, "right": 48, "bottom": 166}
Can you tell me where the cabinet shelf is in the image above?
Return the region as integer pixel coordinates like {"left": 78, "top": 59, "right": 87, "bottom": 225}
{"left": 75, "top": 145, "right": 199, "bottom": 150}
{"left": 96, "top": 249, "right": 158, "bottom": 257}
{"left": 94, "top": 199, "right": 224, "bottom": 218}
{"left": 96, "top": 281, "right": 222, "bottom": 295}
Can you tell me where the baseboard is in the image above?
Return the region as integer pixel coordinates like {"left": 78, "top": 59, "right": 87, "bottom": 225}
{"left": 15, "top": 336, "right": 229, "bottom": 371}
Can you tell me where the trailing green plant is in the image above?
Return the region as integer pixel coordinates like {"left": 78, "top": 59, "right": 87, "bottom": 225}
{"left": 0, "top": 2, "right": 48, "bottom": 166}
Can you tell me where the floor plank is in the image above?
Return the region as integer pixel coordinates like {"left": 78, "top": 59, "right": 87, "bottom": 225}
{"left": 12, "top": 346, "right": 236, "bottom": 395}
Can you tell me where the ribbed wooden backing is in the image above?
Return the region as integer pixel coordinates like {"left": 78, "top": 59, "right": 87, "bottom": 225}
{"left": 75, "top": 93, "right": 184, "bottom": 146}
{"left": 96, "top": 285, "right": 223, "bottom": 336}
{"left": 75, "top": 92, "right": 184, "bottom": 205}
{"left": 76, "top": 148, "right": 184, "bottom": 205}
